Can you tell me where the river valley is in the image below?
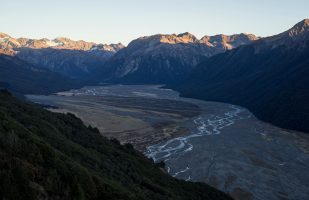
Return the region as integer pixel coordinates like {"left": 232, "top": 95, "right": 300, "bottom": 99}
{"left": 27, "top": 85, "right": 309, "bottom": 200}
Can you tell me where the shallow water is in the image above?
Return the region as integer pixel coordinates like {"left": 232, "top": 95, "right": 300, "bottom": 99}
{"left": 28, "top": 85, "right": 309, "bottom": 200}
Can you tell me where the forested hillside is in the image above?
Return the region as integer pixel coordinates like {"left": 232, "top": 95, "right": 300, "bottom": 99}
{"left": 0, "top": 90, "right": 232, "bottom": 200}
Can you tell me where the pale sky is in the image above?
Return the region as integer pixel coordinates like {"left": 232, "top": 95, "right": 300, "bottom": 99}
{"left": 1, "top": 0, "right": 308, "bottom": 45}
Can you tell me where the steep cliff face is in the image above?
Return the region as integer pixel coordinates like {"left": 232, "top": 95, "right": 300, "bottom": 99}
{"left": 0, "top": 33, "right": 124, "bottom": 78}
{"left": 102, "top": 32, "right": 258, "bottom": 84}
{"left": 175, "top": 19, "right": 309, "bottom": 133}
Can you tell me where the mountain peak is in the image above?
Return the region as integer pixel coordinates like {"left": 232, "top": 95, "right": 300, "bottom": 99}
{"left": 177, "top": 32, "right": 195, "bottom": 37}
{"left": 287, "top": 19, "right": 309, "bottom": 38}
{"left": 0, "top": 32, "right": 10, "bottom": 38}
{"left": 260, "top": 19, "right": 309, "bottom": 49}
{"left": 141, "top": 33, "right": 199, "bottom": 44}
{"left": 199, "top": 33, "right": 259, "bottom": 50}
{"left": 176, "top": 32, "right": 198, "bottom": 43}
{"left": 294, "top": 19, "right": 309, "bottom": 28}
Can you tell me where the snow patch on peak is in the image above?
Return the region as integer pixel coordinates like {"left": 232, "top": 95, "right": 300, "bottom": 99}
{"left": 90, "top": 46, "right": 99, "bottom": 51}
{"left": 46, "top": 40, "right": 63, "bottom": 47}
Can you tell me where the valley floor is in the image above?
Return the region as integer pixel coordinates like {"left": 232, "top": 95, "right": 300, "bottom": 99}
{"left": 27, "top": 85, "right": 309, "bottom": 200}
{"left": 27, "top": 86, "right": 200, "bottom": 151}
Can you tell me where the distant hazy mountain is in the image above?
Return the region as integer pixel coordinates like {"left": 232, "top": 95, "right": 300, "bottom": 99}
{"left": 0, "top": 33, "right": 124, "bottom": 78}
{"left": 100, "top": 32, "right": 259, "bottom": 83}
{"left": 175, "top": 19, "right": 309, "bottom": 133}
{"left": 0, "top": 54, "right": 80, "bottom": 95}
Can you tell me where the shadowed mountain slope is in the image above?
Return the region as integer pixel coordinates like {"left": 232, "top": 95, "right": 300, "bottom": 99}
{"left": 0, "top": 55, "right": 81, "bottom": 96}
{"left": 174, "top": 19, "right": 309, "bottom": 133}
{"left": 0, "top": 90, "right": 232, "bottom": 200}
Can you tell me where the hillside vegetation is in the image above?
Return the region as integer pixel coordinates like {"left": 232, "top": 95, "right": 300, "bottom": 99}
{"left": 0, "top": 90, "right": 232, "bottom": 200}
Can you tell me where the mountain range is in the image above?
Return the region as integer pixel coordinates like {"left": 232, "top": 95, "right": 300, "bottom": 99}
{"left": 174, "top": 19, "right": 309, "bottom": 133}
{"left": 1, "top": 17, "right": 309, "bottom": 200}
{"left": 0, "top": 31, "right": 259, "bottom": 96}
{"left": 101, "top": 32, "right": 258, "bottom": 83}
{"left": 0, "top": 33, "right": 124, "bottom": 78}
{"left": 1, "top": 19, "right": 309, "bottom": 134}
